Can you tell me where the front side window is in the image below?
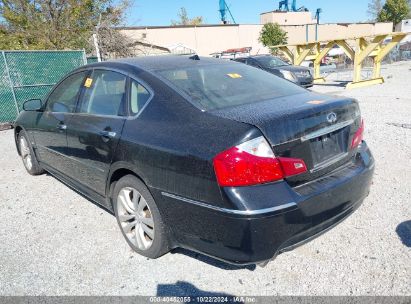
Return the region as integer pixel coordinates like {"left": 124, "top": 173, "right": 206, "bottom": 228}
{"left": 248, "top": 59, "right": 261, "bottom": 68}
{"left": 79, "top": 70, "right": 127, "bottom": 116}
{"left": 130, "top": 80, "right": 151, "bottom": 115}
{"left": 47, "top": 71, "right": 88, "bottom": 113}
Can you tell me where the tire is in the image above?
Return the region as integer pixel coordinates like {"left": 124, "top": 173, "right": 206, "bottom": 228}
{"left": 113, "top": 175, "right": 169, "bottom": 259}
{"left": 17, "top": 130, "right": 45, "bottom": 176}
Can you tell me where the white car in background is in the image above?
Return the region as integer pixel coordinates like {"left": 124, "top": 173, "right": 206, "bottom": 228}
{"left": 301, "top": 60, "right": 337, "bottom": 76}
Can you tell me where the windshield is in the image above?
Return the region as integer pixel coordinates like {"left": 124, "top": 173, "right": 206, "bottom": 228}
{"left": 157, "top": 62, "right": 305, "bottom": 111}
{"left": 255, "top": 56, "right": 289, "bottom": 68}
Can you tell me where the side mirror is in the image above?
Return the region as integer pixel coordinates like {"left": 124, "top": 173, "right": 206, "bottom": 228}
{"left": 23, "top": 99, "right": 42, "bottom": 111}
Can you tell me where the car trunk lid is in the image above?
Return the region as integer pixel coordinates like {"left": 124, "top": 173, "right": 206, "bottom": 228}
{"left": 210, "top": 92, "right": 361, "bottom": 185}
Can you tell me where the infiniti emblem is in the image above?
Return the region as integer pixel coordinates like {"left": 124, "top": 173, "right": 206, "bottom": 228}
{"left": 326, "top": 112, "right": 337, "bottom": 124}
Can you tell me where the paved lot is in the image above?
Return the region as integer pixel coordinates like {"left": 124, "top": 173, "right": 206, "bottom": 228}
{"left": 0, "top": 62, "right": 410, "bottom": 296}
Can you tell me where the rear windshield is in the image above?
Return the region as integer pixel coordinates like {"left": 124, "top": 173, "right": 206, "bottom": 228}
{"left": 157, "top": 62, "right": 305, "bottom": 111}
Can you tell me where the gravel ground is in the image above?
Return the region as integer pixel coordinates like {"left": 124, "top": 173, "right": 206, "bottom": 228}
{"left": 0, "top": 61, "right": 410, "bottom": 296}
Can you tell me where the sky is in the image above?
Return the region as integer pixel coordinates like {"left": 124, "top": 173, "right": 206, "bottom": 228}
{"left": 125, "top": 0, "right": 371, "bottom": 26}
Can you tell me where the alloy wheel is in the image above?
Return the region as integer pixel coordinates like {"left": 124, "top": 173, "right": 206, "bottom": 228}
{"left": 20, "top": 136, "right": 32, "bottom": 171}
{"left": 117, "top": 187, "right": 155, "bottom": 250}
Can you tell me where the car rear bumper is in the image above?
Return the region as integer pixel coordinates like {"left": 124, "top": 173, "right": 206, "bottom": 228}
{"left": 155, "top": 142, "right": 374, "bottom": 265}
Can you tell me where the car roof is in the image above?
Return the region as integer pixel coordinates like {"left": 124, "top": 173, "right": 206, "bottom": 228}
{"left": 86, "top": 55, "right": 232, "bottom": 72}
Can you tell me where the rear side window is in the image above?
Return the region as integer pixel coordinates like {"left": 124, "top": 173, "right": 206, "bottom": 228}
{"left": 79, "top": 70, "right": 127, "bottom": 116}
{"left": 130, "top": 80, "right": 151, "bottom": 115}
{"left": 157, "top": 63, "right": 305, "bottom": 111}
{"left": 47, "top": 71, "right": 87, "bottom": 113}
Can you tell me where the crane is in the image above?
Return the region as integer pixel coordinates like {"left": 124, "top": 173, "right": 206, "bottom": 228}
{"left": 291, "top": 0, "right": 297, "bottom": 11}
{"left": 315, "top": 8, "right": 322, "bottom": 24}
{"left": 278, "top": 0, "right": 308, "bottom": 12}
{"left": 219, "top": 0, "right": 236, "bottom": 24}
{"left": 278, "top": 0, "right": 289, "bottom": 11}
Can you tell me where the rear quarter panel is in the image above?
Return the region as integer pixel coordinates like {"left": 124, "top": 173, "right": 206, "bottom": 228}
{"left": 111, "top": 68, "right": 258, "bottom": 209}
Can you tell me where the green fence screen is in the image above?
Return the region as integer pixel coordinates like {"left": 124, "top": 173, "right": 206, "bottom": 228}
{"left": 0, "top": 53, "right": 17, "bottom": 122}
{"left": 87, "top": 56, "right": 99, "bottom": 64}
{"left": 0, "top": 50, "right": 87, "bottom": 123}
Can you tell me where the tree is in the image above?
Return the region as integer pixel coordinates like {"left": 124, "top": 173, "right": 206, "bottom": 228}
{"left": 378, "top": 0, "right": 410, "bottom": 29}
{"left": 259, "top": 23, "right": 287, "bottom": 54}
{"left": 171, "top": 7, "right": 203, "bottom": 26}
{"left": 96, "top": 26, "right": 134, "bottom": 59}
{"left": 0, "top": 0, "right": 133, "bottom": 55}
{"left": 367, "top": 0, "right": 384, "bottom": 21}
{"left": 93, "top": 1, "right": 135, "bottom": 59}
{"left": 0, "top": 23, "right": 22, "bottom": 49}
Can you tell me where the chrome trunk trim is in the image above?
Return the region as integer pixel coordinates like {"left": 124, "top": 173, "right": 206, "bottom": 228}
{"left": 301, "top": 119, "right": 354, "bottom": 142}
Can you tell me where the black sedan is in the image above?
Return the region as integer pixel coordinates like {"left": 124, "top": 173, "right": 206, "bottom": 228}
{"left": 235, "top": 55, "right": 314, "bottom": 88}
{"left": 14, "top": 56, "right": 374, "bottom": 265}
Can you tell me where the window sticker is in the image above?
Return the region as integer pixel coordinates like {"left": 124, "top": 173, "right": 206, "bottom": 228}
{"left": 227, "top": 73, "right": 242, "bottom": 79}
{"left": 84, "top": 78, "right": 93, "bottom": 88}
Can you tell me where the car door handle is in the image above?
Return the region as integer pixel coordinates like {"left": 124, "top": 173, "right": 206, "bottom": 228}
{"left": 99, "top": 130, "right": 116, "bottom": 139}
{"left": 57, "top": 124, "right": 67, "bottom": 130}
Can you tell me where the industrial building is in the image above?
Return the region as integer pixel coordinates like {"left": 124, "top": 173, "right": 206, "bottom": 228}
{"left": 260, "top": 11, "right": 316, "bottom": 25}
{"left": 120, "top": 22, "right": 393, "bottom": 57}
{"left": 119, "top": 1, "right": 394, "bottom": 57}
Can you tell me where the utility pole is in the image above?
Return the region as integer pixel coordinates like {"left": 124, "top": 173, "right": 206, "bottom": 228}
{"left": 93, "top": 33, "right": 101, "bottom": 62}
{"left": 93, "top": 14, "right": 102, "bottom": 62}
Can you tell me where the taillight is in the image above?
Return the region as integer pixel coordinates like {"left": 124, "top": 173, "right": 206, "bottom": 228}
{"left": 351, "top": 119, "right": 364, "bottom": 149}
{"left": 213, "top": 136, "right": 307, "bottom": 187}
{"left": 277, "top": 157, "right": 307, "bottom": 177}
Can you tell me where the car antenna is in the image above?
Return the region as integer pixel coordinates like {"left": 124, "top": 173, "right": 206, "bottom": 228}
{"left": 189, "top": 54, "right": 200, "bottom": 61}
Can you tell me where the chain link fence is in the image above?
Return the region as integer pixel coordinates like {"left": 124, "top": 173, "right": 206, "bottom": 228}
{"left": 0, "top": 53, "right": 17, "bottom": 123}
{"left": 0, "top": 50, "right": 87, "bottom": 123}
{"left": 86, "top": 56, "right": 99, "bottom": 64}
